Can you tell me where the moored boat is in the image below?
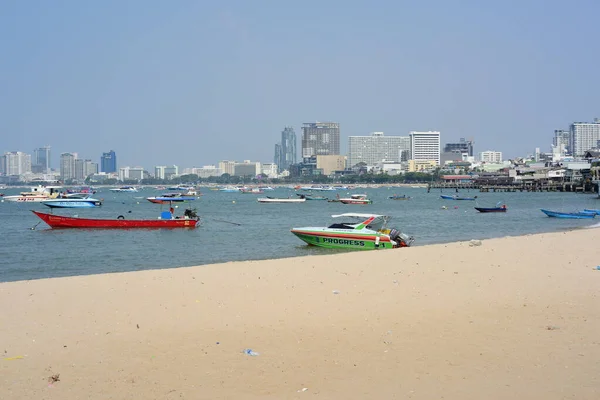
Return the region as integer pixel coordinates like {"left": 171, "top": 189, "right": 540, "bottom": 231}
{"left": 441, "top": 194, "right": 477, "bottom": 201}
{"left": 388, "top": 194, "right": 411, "bottom": 200}
{"left": 42, "top": 195, "right": 102, "bottom": 208}
{"left": 4, "top": 185, "right": 63, "bottom": 202}
{"left": 291, "top": 213, "right": 414, "bottom": 250}
{"left": 339, "top": 194, "right": 373, "bottom": 205}
{"left": 32, "top": 209, "right": 200, "bottom": 229}
{"left": 257, "top": 196, "right": 306, "bottom": 203}
{"left": 540, "top": 209, "right": 596, "bottom": 219}
{"left": 475, "top": 205, "right": 507, "bottom": 213}
{"left": 297, "top": 193, "right": 328, "bottom": 200}
{"left": 110, "top": 186, "right": 138, "bottom": 193}
{"left": 583, "top": 209, "right": 600, "bottom": 215}
{"left": 146, "top": 193, "right": 197, "bottom": 204}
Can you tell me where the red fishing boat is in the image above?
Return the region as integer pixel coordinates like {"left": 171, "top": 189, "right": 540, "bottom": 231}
{"left": 32, "top": 209, "right": 200, "bottom": 229}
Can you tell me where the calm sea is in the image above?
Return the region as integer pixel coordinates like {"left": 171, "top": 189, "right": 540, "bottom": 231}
{"left": 1, "top": 186, "right": 599, "bottom": 282}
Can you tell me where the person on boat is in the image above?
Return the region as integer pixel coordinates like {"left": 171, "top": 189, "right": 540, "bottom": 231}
{"left": 502, "top": 204, "right": 507, "bottom": 209}
{"left": 169, "top": 207, "right": 175, "bottom": 218}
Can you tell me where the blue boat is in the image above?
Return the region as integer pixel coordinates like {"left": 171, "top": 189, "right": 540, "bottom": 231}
{"left": 583, "top": 209, "right": 600, "bottom": 215}
{"left": 440, "top": 194, "right": 477, "bottom": 201}
{"left": 540, "top": 209, "right": 596, "bottom": 219}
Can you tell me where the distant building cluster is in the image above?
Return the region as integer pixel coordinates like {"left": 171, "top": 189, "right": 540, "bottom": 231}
{"left": 2, "top": 116, "right": 600, "bottom": 183}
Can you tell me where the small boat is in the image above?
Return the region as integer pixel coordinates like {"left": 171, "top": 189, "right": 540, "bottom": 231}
{"left": 167, "top": 185, "right": 195, "bottom": 191}
{"left": 388, "top": 194, "right": 411, "bottom": 200}
{"left": 146, "top": 193, "right": 196, "bottom": 204}
{"left": 240, "top": 188, "right": 264, "bottom": 194}
{"left": 110, "top": 186, "right": 138, "bottom": 193}
{"left": 297, "top": 194, "right": 328, "bottom": 201}
{"left": 257, "top": 196, "right": 306, "bottom": 203}
{"left": 42, "top": 195, "right": 102, "bottom": 208}
{"left": 32, "top": 209, "right": 200, "bottom": 229}
{"left": 540, "top": 209, "right": 596, "bottom": 219}
{"left": 475, "top": 206, "right": 507, "bottom": 213}
{"left": 291, "top": 213, "right": 414, "bottom": 250}
{"left": 440, "top": 194, "right": 477, "bottom": 201}
{"left": 219, "top": 186, "right": 240, "bottom": 192}
{"left": 339, "top": 194, "right": 373, "bottom": 205}
{"left": 4, "top": 185, "right": 63, "bottom": 202}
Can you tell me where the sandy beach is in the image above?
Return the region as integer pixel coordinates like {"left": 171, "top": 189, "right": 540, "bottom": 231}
{"left": 1, "top": 228, "right": 599, "bottom": 399}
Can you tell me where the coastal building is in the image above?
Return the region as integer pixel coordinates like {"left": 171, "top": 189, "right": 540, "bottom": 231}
{"left": 33, "top": 146, "right": 51, "bottom": 173}
{"left": 218, "top": 160, "right": 236, "bottom": 175}
{"left": 119, "top": 166, "right": 144, "bottom": 181}
{"left": 553, "top": 130, "right": 571, "bottom": 155}
{"left": 569, "top": 119, "right": 600, "bottom": 157}
{"left": 316, "top": 155, "right": 346, "bottom": 175}
{"left": 164, "top": 165, "right": 178, "bottom": 179}
{"left": 60, "top": 152, "right": 78, "bottom": 181}
{"left": 480, "top": 151, "right": 503, "bottom": 163}
{"left": 301, "top": 122, "right": 340, "bottom": 159}
{"left": 348, "top": 132, "right": 410, "bottom": 168}
{"left": 100, "top": 150, "right": 117, "bottom": 173}
{"left": 409, "top": 131, "right": 441, "bottom": 165}
{"left": 233, "top": 160, "right": 260, "bottom": 177}
{"left": 274, "top": 127, "right": 297, "bottom": 172}
{"left": 155, "top": 166, "right": 166, "bottom": 179}
{"left": 74, "top": 159, "right": 98, "bottom": 180}
{"left": 444, "top": 138, "right": 474, "bottom": 157}
{"left": 1, "top": 151, "right": 32, "bottom": 176}
{"left": 182, "top": 166, "right": 222, "bottom": 178}
{"left": 408, "top": 159, "right": 437, "bottom": 172}
{"left": 260, "top": 163, "right": 278, "bottom": 178}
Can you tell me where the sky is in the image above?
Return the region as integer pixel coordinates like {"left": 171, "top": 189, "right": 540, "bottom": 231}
{"left": 1, "top": 0, "right": 599, "bottom": 170}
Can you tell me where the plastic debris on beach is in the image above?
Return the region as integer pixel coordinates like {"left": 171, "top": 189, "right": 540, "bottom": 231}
{"left": 297, "top": 388, "right": 308, "bottom": 392}
{"left": 243, "top": 349, "right": 259, "bottom": 356}
{"left": 469, "top": 239, "right": 482, "bottom": 247}
{"left": 332, "top": 290, "right": 340, "bottom": 294}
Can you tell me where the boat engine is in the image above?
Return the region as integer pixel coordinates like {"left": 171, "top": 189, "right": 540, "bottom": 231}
{"left": 183, "top": 208, "right": 198, "bottom": 219}
{"left": 389, "top": 228, "right": 414, "bottom": 248}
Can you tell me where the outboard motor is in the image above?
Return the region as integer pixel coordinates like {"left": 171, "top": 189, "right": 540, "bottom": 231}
{"left": 389, "top": 228, "right": 414, "bottom": 248}
{"left": 183, "top": 208, "right": 198, "bottom": 219}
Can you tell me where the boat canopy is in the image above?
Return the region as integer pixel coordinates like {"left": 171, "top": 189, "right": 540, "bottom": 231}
{"left": 330, "top": 213, "right": 390, "bottom": 230}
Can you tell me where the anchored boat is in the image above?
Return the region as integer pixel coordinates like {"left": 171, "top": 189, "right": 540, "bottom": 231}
{"left": 291, "top": 213, "right": 414, "bottom": 250}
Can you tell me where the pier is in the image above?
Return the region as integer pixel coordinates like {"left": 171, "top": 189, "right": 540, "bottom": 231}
{"left": 427, "top": 182, "right": 597, "bottom": 193}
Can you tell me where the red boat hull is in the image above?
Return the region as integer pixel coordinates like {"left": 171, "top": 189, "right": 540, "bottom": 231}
{"left": 32, "top": 211, "right": 198, "bottom": 229}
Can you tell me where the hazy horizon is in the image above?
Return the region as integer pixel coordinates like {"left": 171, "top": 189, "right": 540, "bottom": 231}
{"left": 2, "top": 0, "right": 599, "bottom": 170}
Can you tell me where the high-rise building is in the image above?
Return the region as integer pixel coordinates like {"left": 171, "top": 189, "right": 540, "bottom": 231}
{"left": 569, "top": 119, "right": 600, "bottom": 157}
{"left": 409, "top": 131, "right": 441, "bottom": 165}
{"left": 75, "top": 159, "right": 98, "bottom": 180}
{"left": 274, "top": 127, "right": 297, "bottom": 172}
{"left": 218, "top": 160, "right": 236, "bottom": 175}
{"left": 301, "top": 122, "right": 340, "bottom": 159}
{"left": 553, "top": 130, "right": 571, "bottom": 155}
{"left": 348, "top": 132, "right": 410, "bottom": 167}
{"left": 443, "top": 138, "right": 473, "bottom": 157}
{"left": 1, "top": 151, "right": 32, "bottom": 176}
{"left": 33, "top": 146, "right": 51, "bottom": 173}
{"left": 60, "top": 153, "right": 77, "bottom": 181}
{"left": 480, "top": 151, "right": 503, "bottom": 163}
{"left": 164, "top": 165, "right": 178, "bottom": 179}
{"left": 155, "top": 166, "right": 166, "bottom": 179}
{"left": 101, "top": 150, "right": 117, "bottom": 173}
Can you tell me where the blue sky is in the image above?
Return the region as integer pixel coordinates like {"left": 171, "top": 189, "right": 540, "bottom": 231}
{"left": 1, "top": 0, "right": 599, "bottom": 170}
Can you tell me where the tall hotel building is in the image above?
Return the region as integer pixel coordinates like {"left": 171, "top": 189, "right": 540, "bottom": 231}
{"left": 301, "top": 122, "right": 340, "bottom": 159}
{"left": 101, "top": 150, "right": 117, "bottom": 173}
{"left": 1, "top": 151, "right": 32, "bottom": 175}
{"left": 553, "top": 130, "right": 571, "bottom": 155}
{"left": 33, "top": 146, "right": 51, "bottom": 173}
{"left": 569, "top": 119, "right": 600, "bottom": 157}
{"left": 60, "top": 152, "right": 78, "bottom": 181}
{"left": 348, "top": 132, "right": 410, "bottom": 167}
{"left": 274, "top": 126, "right": 297, "bottom": 172}
{"left": 409, "top": 131, "right": 441, "bottom": 165}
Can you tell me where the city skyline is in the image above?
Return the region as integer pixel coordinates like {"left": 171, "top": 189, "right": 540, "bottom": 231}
{"left": 1, "top": 1, "right": 599, "bottom": 168}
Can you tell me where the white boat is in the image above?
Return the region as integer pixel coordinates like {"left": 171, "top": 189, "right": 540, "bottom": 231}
{"left": 3, "top": 185, "right": 63, "bottom": 202}
{"left": 257, "top": 196, "right": 306, "bottom": 203}
{"left": 110, "top": 186, "right": 138, "bottom": 193}
{"left": 219, "top": 186, "right": 240, "bottom": 192}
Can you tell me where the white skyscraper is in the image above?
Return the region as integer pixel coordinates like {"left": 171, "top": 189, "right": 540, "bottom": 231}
{"left": 60, "top": 153, "right": 77, "bottom": 181}
{"left": 1, "top": 151, "right": 32, "bottom": 176}
{"left": 569, "top": 119, "right": 600, "bottom": 157}
{"left": 348, "top": 132, "right": 410, "bottom": 167}
{"left": 409, "top": 131, "right": 441, "bottom": 165}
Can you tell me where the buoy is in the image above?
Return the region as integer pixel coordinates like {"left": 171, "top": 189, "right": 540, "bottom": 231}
{"left": 232, "top": 200, "right": 236, "bottom": 204}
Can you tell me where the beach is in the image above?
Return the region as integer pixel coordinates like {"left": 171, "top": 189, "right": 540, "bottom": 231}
{"left": 1, "top": 228, "right": 599, "bottom": 399}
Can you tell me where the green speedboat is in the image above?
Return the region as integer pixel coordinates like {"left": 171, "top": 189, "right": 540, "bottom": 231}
{"left": 291, "top": 213, "right": 414, "bottom": 250}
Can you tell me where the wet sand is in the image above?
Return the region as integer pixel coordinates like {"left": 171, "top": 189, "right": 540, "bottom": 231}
{"left": 1, "top": 229, "right": 599, "bottom": 399}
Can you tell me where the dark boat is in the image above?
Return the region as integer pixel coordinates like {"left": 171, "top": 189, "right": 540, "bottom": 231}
{"left": 440, "top": 194, "right": 477, "bottom": 201}
{"left": 388, "top": 194, "right": 411, "bottom": 200}
{"left": 32, "top": 210, "right": 200, "bottom": 229}
{"left": 475, "top": 205, "right": 507, "bottom": 213}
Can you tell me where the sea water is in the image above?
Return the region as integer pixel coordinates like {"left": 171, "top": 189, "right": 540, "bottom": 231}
{"left": 0, "top": 186, "right": 598, "bottom": 282}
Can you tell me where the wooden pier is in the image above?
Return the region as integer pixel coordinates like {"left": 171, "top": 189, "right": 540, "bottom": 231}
{"left": 427, "top": 182, "right": 597, "bottom": 193}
